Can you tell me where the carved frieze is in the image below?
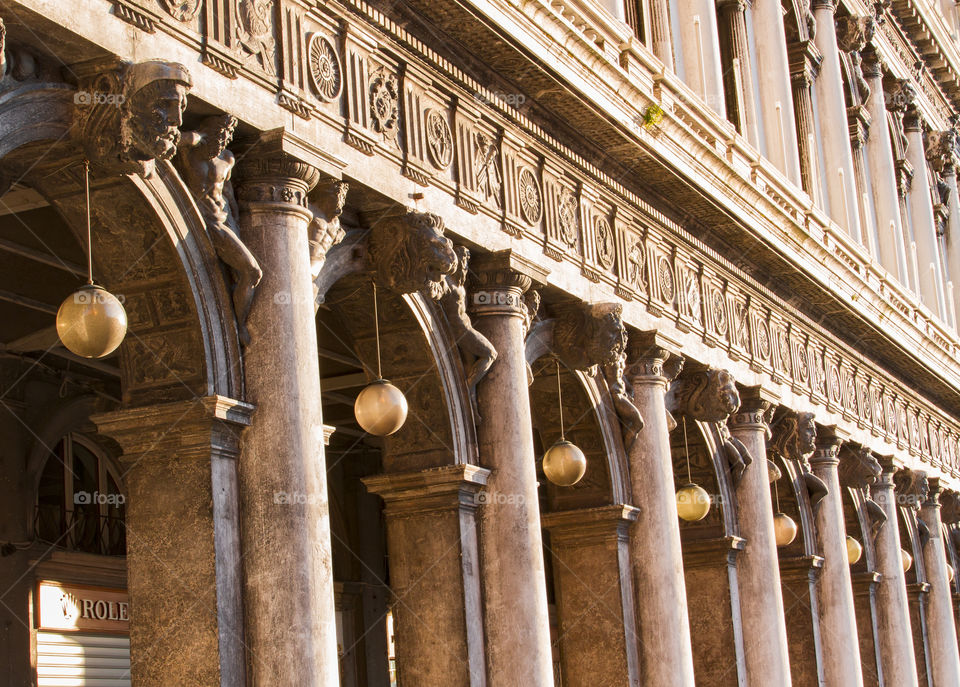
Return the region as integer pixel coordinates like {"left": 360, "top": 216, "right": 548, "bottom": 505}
{"left": 370, "top": 67, "right": 400, "bottom": 141}
{"left": 237, "top": 0, "right": 276, "bottom": 74}
{"left": 475, "top": 132, "right": 502, "bottom": 209}
{"left": 557, "top": 187, "right": 579, "bottom": 247}
{"left": 425, "top": 109, "right": 453, "bottom": 170}
{"left": 594, "top": 217, "right": 615, "bottom": 270}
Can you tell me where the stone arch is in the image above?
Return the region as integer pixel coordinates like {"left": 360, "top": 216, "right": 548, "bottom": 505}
{"left": 0, "top": 85, "right": 242, "bottom": 405}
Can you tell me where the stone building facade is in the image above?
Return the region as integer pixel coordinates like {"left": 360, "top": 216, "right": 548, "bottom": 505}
{"left": 2, "top": 0, "right": 960, "bottom": 685}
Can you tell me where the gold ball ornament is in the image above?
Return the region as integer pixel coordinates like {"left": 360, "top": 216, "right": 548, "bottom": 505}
{"left": 542, "top": 440, "right": 587, "bottom": 487}
{"left": 56, "top": 284, "right": 127, "bottom": 358}
{"left": 773, "top": 512, "right": 798, "bottom": 547}
{"left": 948, "top": 564, "right": 955, "bottom": 583}
{"left": 846, "top": 535, "right": 863, "bottom": 565}
{"left": 901, "top": 548, "right": 913, "bottom": 573}
{"left": 767, "top": 459, "right": 783, "bottom": 483}
{"left": 354, "top": 379, "right": 408, "bottom": 436}
{"left": 676, "top": 483, "right": 711, "bottom": 522}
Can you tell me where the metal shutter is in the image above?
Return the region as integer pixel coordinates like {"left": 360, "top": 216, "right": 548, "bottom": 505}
{"left": 36, "top": 632, "right": 131, "bottom": 687}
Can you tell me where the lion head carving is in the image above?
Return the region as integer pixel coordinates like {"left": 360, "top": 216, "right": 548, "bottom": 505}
{"left": 770, "top": 410, "right": 817, "bottom": 464}
{"left": 838, "top": 445, "right": 882, "bottom": 490}
{"left": 367, "top": 209, "right": 457, "bottom": 299}
{"left": 552, "top": 302, "right": 626, "bottom": 372}
{"left": 894, "top": 468, "right": 929, "bottom": 510}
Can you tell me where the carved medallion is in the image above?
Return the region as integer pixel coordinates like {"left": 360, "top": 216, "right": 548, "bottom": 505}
{"left": 425, "top": 109, "right": 453, "bottom": 170}
{"left": 595, "top": 217, "right": 615, "bottom": 269}
{"left": 162, "top": 0, "right": 202, "bottom": 21}
{"left": 795, "top": 342, "right": 809, "bottom": 381}
{"left": 558, "top": 188, "right": 579, "bottom": 246}
{"left": 475, "top": 133, "right": 502, "bottom": 207}
{"left": 370, "top": 70, "right": 400, "bottom": 139}
{"left": 683, "top": 271, "right": 700, "bottom": 319}
{"left": 777, "top": 329, "right": 790, "bottom": 372}
{"left": 626, "top": 240, "right": 645, "bottom": 286}
{"left": 657, "top": 257, "right": 675, "bottom": 302}
{"left": 307, "top": 34, "right": 342, "bottom": 102}
{"left": 712, "top": 290, "right": 727, "bottom": 335}
{"left": 756, "top": 321, "right": 770, "bottom": 359}
{"left": 518, "top": 168, "right": 542, "bottom": 225}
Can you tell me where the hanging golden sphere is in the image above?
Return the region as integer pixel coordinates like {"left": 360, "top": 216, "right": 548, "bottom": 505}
{"left": 901, "top": 548, "right": 913, "bottom": 573}
{"left": 676, "top": 483, "right": 711, "bottom": 522}
{"left": 948, "top": 564, "right": 955, "bottom": 583}
{"left": 846, "top": 535, "right": 863, "bottom": 565}
{"left": 56, "top": 284, "right": 127, "bottom": 358}
{"left": 767, "top": 459, "right": 782, "bottom": 483}
{"left": 773, "top": 512, "right": 798, "bottom": 547}
{"left": 354, "top": 379, "right": 408, "bottom": 436}
{"left": 542, "top": 440, "right": 587, "bottom": 487}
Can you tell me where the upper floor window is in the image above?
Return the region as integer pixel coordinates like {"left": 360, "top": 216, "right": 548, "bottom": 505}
{"left": 35, "top": 433, "right": 126, "bottom": 556}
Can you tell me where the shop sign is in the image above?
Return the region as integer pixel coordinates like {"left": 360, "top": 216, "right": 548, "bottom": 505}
{"left": 37, "top": 581, "right": 129, "bottom": 633}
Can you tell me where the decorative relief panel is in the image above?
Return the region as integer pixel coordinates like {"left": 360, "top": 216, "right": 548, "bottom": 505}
{"left": 518, "top": 167, "right": 543, "bottom": 225}
{"left": 370, "top": 67, "right": 400, "bottom": 141}
{"left": 307, "top": 33, "right": 343, "bottom": 102}
{"left": 237, "top": 0, "right": 277, "bottom": 74}
{"left": 162, "top": 0, "right": 202, "bottom": 21}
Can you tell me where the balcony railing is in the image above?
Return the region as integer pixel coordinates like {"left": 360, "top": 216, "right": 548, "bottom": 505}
{"left": 34, "top": 505, "right": 126, "bottom": 557}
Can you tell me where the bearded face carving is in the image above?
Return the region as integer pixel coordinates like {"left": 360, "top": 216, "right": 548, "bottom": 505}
{"left": 894, "top": 468, "right": 929, "bottom": 510}
{"left": 770, "top": 410, "right": 817, "bottom": 464}
{"left": 672, "top": 367, "right": 740, "bottom": 422}
{"left": 366, "top": 209, "right": 457, "bottom": 298}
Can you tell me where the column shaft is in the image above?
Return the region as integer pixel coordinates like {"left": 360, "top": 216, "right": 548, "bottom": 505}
{"left": 649, "top": 0, "right": 675, "bottom": 70}
{"left": 919, "top": 480, "right": 960, "bottom": 685}
{"left": 943, "top": 165, "right": 960, "bottom": 324}
{"left": 810, "top": 428, "right": 865, "bottom": 687}
{"left": 872, "top": 463, "right": 920, "bottom": 686}
{"left": 93, "top": 397, "right": 251, "bottom": 687}
{"left": 469, "top": 252, "right": 554, "bottom": 687}
{"left": 789, "top": 44, "right": 824, "bottom": 207}
{"left": 905, "top": 113, "right": 949, "bottom": 318}
{"left": 675, "top": 0, "right": 726, "bottom": 115}
{"left": 811, "top": 2, "right": 862, "bottom": 241}
{"left": 363, "top": 466, "right": 489, "bottom": 687}
{"left": 542, "top": 506, "right": 642, "bottom": 687}
{"left": 729, "top": 388, "right": 793, "bottom": 686}
{"left": 864, "top": 56, "right": 910, "bottom": 282}
{"left": 718, "top": 0, "right": 760, "bottom": 145}
{"left": 235, "top": 141, "right": 340, "bottom": 686}
{"left": 751, "top": 0, "right": 803, "bottom": 183}
{"left": 626, "top": 334, "right": 696, "bottom": 686}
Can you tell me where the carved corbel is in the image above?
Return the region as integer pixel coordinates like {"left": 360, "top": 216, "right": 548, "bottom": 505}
{"left": 894, "top": 467, "right": 929, "bottom": 511}
{"left": 525, "top": 302, "right": 644, "bottom": 447}
{"left": 838, "top": 444, "right": 882, "bottom": 491}
{"left": 941, "top": 490, "right": 960, "bottom": 526}
{"left": 769, "top": 410, "right": 828, "bottom": 508}
{"left": 308, "top": 180, "right": 349, "bottom": 276}
{"left": 73, "top": 59, "right": 192, "bottom": 178}
{"left": 669, "top": 366, "right": 750, "bottom": 482}
{"left": 865, "top": 498, "right": 888, "bottom": 543}
{"left": 366, "top": 209, "right": 495, "bottom": 421}
{"left": 836, "top": 16, "right": 875, "bottom": 102}
{"left": 886, "top": 79, "right": 916, "bottom": 164}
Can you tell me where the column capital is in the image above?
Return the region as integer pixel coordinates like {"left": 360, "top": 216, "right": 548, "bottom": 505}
{"left": 541, "top": 504, "right": 639, "bottom": 544}
{"left": 811, "top": 0, "right": 836, "bottom": 13}
{"left": 836, "top": 16, "right": 875, "bottom": 53}
{"left": 922, "top": 476, "right": 943, "bottom": 509}
{"left": 92, "top": 395, "right": 253, "bottom": 463}
{"left": 810, "top": 424, "right": 850, "bottom": 468}
{"left": 468, "top": 249, "right": 548, "bottom": 317}
{"left": 728, "top": 384, "right": 779, "bottom": 429}
{"left": 903, "top": 104, "right": 925, "bottom": 133}
{"left": 838, "top": 444, "right": 882, "bottom": 490}
{"left": 362, "top": 464, "right": 490, "bottom": 516}
{"left": 625, "top": 329, "right": 682, "bottom": 380}
{"left": 861, "top": 47, "right": 883, "bottom": 79}
{"left": 716, "top": 0, "right": 747, "bottom": 15}
{"left": 234, "top": 128, "right": 340, "bottom": 217}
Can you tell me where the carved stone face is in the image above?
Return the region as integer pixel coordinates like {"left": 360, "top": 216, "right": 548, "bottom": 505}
{"left": 714, "top": 369, "right": 740, "bottom": 416}
{"left": 797, "top": 412, "right": 817, "bottom": 455}
{"left": 367, "top": 210, "right": 457, "bottom": 297}
{"left": 592, "top": 309, "right": 627, "bottom": 367}
{"left": 199, "top": 114, "right": 237, "bottom": 158}
{"left": 124, "top": 79, "right": 189, "bottom": 162}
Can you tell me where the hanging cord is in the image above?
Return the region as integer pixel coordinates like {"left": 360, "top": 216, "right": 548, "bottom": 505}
{"left": 774, "top": 474, "right": 781, "bottom": 512}
{"left": 556, "top": 359, "right": 565, "bottom": 441}
{"left": 83, "top": 160, "right": 93, "bottom": 285}
{"left": 683, "top": 416, "right": 692, "bottom": 483}
{"left": 373, "top": 280, "right": 382, "bottom": 380}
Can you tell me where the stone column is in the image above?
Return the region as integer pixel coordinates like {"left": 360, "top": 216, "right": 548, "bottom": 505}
{"left": 541, "top": 505, "right": 642, "bottom": 687}
{"left": 649, "top": 0, "right": 675, "bottom": 70}
{"left": 234, "top": 133, "right": 340, "bottom": 687}
{"left": 625, "top": 331, "right": 696, "bottom": 687}
{"left": 919, "top": 478, "right": 960, "bottom": 685}
{"left": 751, "top": 0, "right": 803, "bottom": 183}
{"left": 93, "top": 397, "right": 251, "bottom": 687}
{"left": 871, "top": 457, "right": 920, "bottom": 687}
{"left": 863, "top": 51, "right": 910, "bottom": 283}
{"left": 363, "top": 465, "right": 490, "bottom": 687}
{"left": 675, "top": 0, "right": 726, "bottom": 115}
{"left": 810, "top": 3, "right": 862, "bottom": 241}
{"left": 942, "top": 162, "right": 960, "bottom": 325}
{"left": 905, "top": 107, "right": 949, "bottom": 318}
{"left": 728, "top": 386, "right": 793, "bottom": 686}
{"left": 468, "top": 250, "right": 554, "bottom": 687}
{"left": 809, "top": 425, "right": 865, "bottom": 687}
{"left": 789, "top": 41, "right": 824, "bottom": 207}
{"left": 717, "top": 0, "right": 760, "bottom": 145}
